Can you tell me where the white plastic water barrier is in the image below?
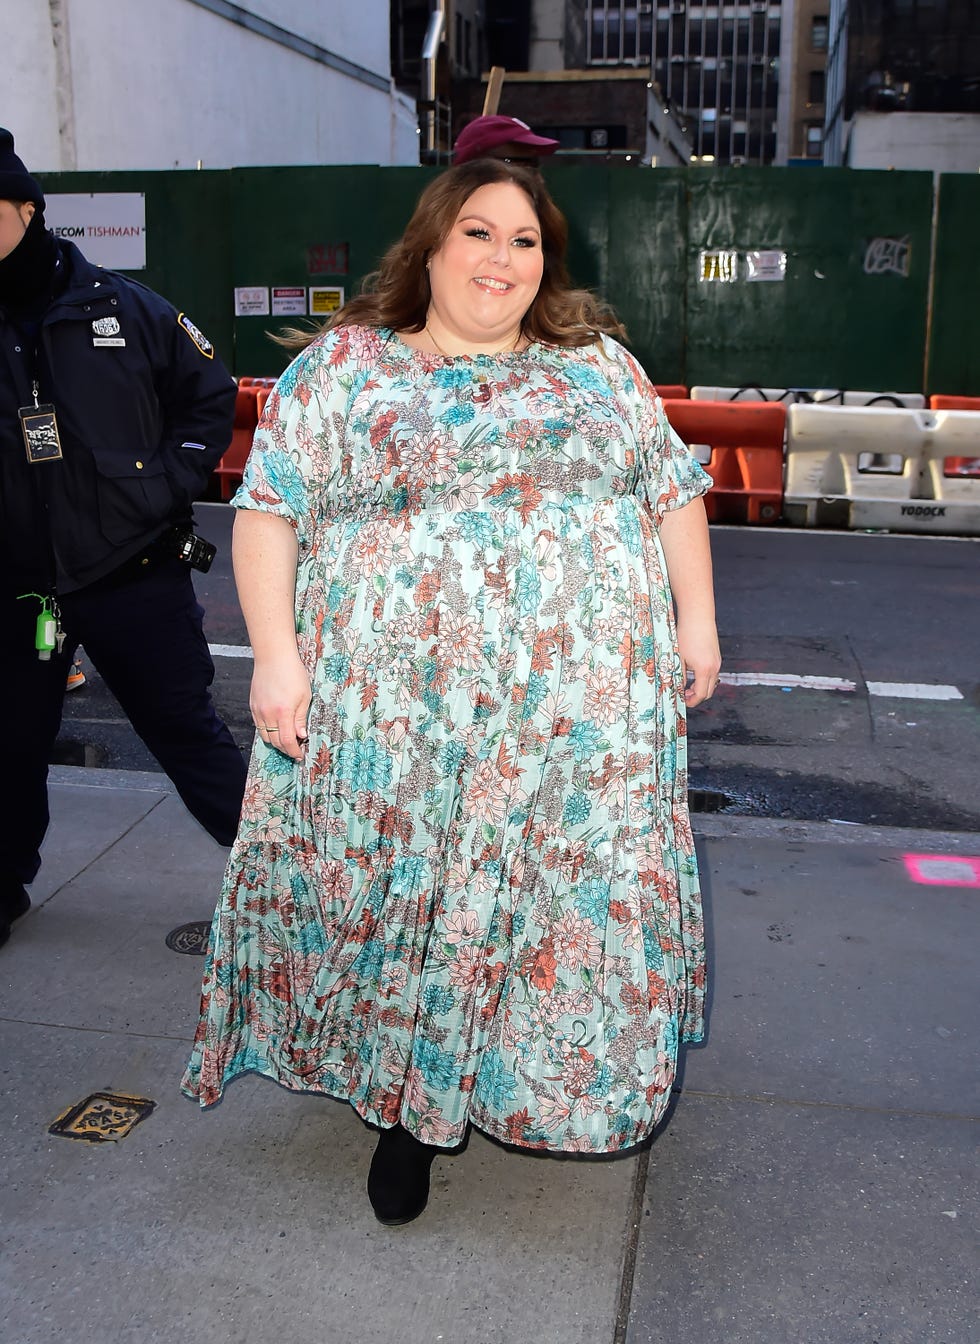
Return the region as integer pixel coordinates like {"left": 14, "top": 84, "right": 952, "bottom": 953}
{"left": 691, "top": 386, "right": 925, "bottom": 408}
{"left": 783, "top": 405, "right": 980, "bottom": 534}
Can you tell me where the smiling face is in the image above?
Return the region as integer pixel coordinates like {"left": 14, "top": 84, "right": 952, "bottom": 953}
{"left": 426, "top": 181, "right": 544, "bottom": 352}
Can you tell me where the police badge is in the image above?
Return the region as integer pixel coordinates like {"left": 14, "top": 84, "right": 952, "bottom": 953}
{"left": 92, "top": 315, "right": 125, "bottom": 347}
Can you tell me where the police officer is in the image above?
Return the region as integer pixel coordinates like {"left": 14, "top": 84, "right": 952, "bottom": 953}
{"left": 0, "top": 129, "right": 248, "bottom": 948}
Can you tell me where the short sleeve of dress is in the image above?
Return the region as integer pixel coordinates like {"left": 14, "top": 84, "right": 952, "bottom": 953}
{"left": 604, "top": 338, "right": 711, "bottom": 522}
{"left": 231, "top": 331, "right": 349, "bottom": 546}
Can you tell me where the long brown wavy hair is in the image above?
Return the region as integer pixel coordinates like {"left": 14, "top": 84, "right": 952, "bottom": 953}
{"left": 278, "top": 161, "right": 625, "bottom": 349}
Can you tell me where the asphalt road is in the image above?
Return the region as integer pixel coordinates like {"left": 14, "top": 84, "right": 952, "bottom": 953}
{"left": 56, "top": 503, "right": 980, "bottom": 831}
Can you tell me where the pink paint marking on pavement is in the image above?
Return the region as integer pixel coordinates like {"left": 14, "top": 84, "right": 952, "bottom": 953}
{"left": 903, "top": 854, "right": 980, "bottom": 887}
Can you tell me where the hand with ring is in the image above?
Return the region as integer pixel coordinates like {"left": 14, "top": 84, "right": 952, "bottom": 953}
{"left": 250, "top": 654, "right": 312, "bottom": 761}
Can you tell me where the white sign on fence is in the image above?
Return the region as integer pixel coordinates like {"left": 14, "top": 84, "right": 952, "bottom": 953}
{"left": 234, "top": 286, "right": 271, "bottom": 317}
{"left": 44, "top": 193, "right": 147, "bottom": 270}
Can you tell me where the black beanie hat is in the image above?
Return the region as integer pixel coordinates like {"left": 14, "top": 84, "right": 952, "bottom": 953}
{"left": 0, "top": 128, "right": 45, "bottom": 207}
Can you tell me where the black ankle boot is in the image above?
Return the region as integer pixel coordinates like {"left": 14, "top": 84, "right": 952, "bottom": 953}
{"left": 367, "top": 1124, "right": 438, "bottom": 1226}
{"left": 0, "top": 882, "right": 31, "bottom": 950}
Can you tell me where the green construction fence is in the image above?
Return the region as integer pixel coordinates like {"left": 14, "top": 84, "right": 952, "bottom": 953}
{"left": 35, "top": 164, "right": 980, "bottom": 396}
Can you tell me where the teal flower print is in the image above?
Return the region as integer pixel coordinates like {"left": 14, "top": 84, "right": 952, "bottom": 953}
{"left": 563, "top": 793, "right": 592, "bottom": 827}
{"left": 422, "top": 984, "right": 456, "bottom": 1016}
{"left": 458, "top": 512, "right": 497, "bottom": 546}
{"left": 515, "top": 559, "right": 541, "bottom": 617}
{"left": 475, "top": 1052, "right": 518, "bottom": 1110}
{"left": 324, "top": 653, "right": 351, "bottom": 684}
{"left": 525, "top": 671, "right": 548, "bottom": 710}
{"left": 618, "top": 504, "right": 642, "bottom": 555}
{"left": 588, "top": 1062, "right": 617, "bottom": 1099}
{"left": 276, "top": 359, "right": 302, "bottom": 397}
{"left": 439, "top": 739, "right": 469, "bottom": 775}
{"left": 575, "top": 877, "right": 610, "bottom": 923}
{"left": 326, "top": 579, "right": 346, "bottom": 613}
{"left": 252, "top": 448, "right": 307, "bottom": 518}
{"left": 355, "top": 937, "right": 385, "bottom": 982}
{"left": 336, "top": 740, "right": 393, "bottom": 793}
{"left": 643, "top": 925, "right": 665, "bottom": 972}
{"left": 390, "top": 853, "right": 429, "bottom": 896}
{"left": 414, "top": 1035, "right": 457, "bottom": 1091}
{"left": 569, "top": 720, "right": 604, "bottom": 763}
{"left": 444, "top": 401, "right": 476, "bottom": 427}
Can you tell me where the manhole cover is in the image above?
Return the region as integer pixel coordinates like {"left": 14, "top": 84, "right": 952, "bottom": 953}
{"left": 165, "top": 921, "right": 211, "bottom": 955}
{"left": 49, "top": 1091, "right": 156, "bottom": 1143}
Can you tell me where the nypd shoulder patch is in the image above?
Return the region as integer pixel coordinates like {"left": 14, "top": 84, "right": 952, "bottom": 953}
{"left": 178, "top": 312, "right": 214, "bottom": 359}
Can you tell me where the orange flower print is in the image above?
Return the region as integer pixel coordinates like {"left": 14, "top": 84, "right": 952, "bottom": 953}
{"left": 484, "top": 471, "right": 544, "bottom": 523}
{"left": 529, "top": 938, "right": 559, "bottom": 993}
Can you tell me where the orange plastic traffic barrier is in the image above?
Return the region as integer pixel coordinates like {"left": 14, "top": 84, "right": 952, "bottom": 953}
{"left": 662, "top": 399, "right": 787, "bottom": 524}
{"left": 654, "top": 384, "right": 689, "bottom": 401}
{"left": 929, "top": 396, "right": 980, "bottom": 477}
{"left": 214, "top": 385, "right": 262, "bottom": 500}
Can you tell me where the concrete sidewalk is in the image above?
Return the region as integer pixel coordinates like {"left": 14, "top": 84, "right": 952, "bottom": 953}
{"left": 1, "top": 769, "right": 977, "bottom": 1344}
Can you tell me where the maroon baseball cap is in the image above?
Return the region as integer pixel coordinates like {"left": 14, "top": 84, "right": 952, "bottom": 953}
{"left": 453, "top": 115, "right": 559, "bottom": 165}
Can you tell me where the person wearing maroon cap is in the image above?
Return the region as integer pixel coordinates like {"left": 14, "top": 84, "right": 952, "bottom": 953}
{"left": 453, "top": 114, "right": 559, "bottom": 167}
{"left": 183, "top": 158, "right": 720, "bottom": 1229}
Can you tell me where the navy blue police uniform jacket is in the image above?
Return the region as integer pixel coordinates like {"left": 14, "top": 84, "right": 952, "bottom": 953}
{"left": 0, "top": 238, "right": 236, "bottom": 598}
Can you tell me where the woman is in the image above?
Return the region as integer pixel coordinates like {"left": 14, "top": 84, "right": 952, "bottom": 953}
{"left": 183, "top": 161, "right": 721, "bottom": 1226}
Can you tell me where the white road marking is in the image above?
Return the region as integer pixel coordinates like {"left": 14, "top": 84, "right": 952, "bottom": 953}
{"left": 209, "top": 643, "right": 253, "bottom": 659}
{"left": 207, "top": 646, "right": 965, "bottom": 703}
{"left": 720, "top": 672, "right": 856, "bottom": 692}
{"left": 865, "top": 681, "right": 964, "bottom": 701}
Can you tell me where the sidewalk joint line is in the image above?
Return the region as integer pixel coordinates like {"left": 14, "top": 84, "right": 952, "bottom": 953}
{"left": 613, "top": 1141, "right": 651, "bottom": 1344}
{"left": 34, "top": 794, "right": 172, "bottom": 901}
{"left": 0, "top": 1014, "right": 194, "bottom": 1045}
{"left": 679, "top": 1087, "right": 978, "bottom": 1123}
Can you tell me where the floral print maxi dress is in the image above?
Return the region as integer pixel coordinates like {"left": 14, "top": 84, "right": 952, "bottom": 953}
{"left": 183, "top": 325, "right": 711, "bottom": 1154}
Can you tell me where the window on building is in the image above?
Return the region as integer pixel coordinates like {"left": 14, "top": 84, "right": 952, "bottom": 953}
{"left": 808, "top": 69, "right": 826, "bottom": 103}
{"left": 811, "top": 15, "right": 829, "bottom": 51}
{"left": 805, "top": 122, "right": 824, "bottom": 157}
{"left": 455, "top": 13, "right": 473, "bottom": 74}
{"left": 588, "top": 2, "right": 654, "bottom": 64}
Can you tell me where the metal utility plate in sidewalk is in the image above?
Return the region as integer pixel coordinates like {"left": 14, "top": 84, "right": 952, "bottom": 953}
{"left": 49, "top": 1091, "right": 156, "bottom": 1143}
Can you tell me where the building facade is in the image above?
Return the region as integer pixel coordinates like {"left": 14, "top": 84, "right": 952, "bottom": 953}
{"left": 824, "top": 0, "right": 980, "bottom": 165}
{"left": 393, "top": 1, "right": 691, "bottom": 165}
{"left": 776, "top": 1, "right": 829, "bottom": 161}
{"left": 12, "top": 0, "right": 418, "bottom": 171}
{"left": 579, "top": 1, "right": 784, "bottom": 165}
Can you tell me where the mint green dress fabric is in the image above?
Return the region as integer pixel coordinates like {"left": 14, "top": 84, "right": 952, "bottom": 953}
{"left": 183, "top": 325, "right": 711, "bottom": 1153}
